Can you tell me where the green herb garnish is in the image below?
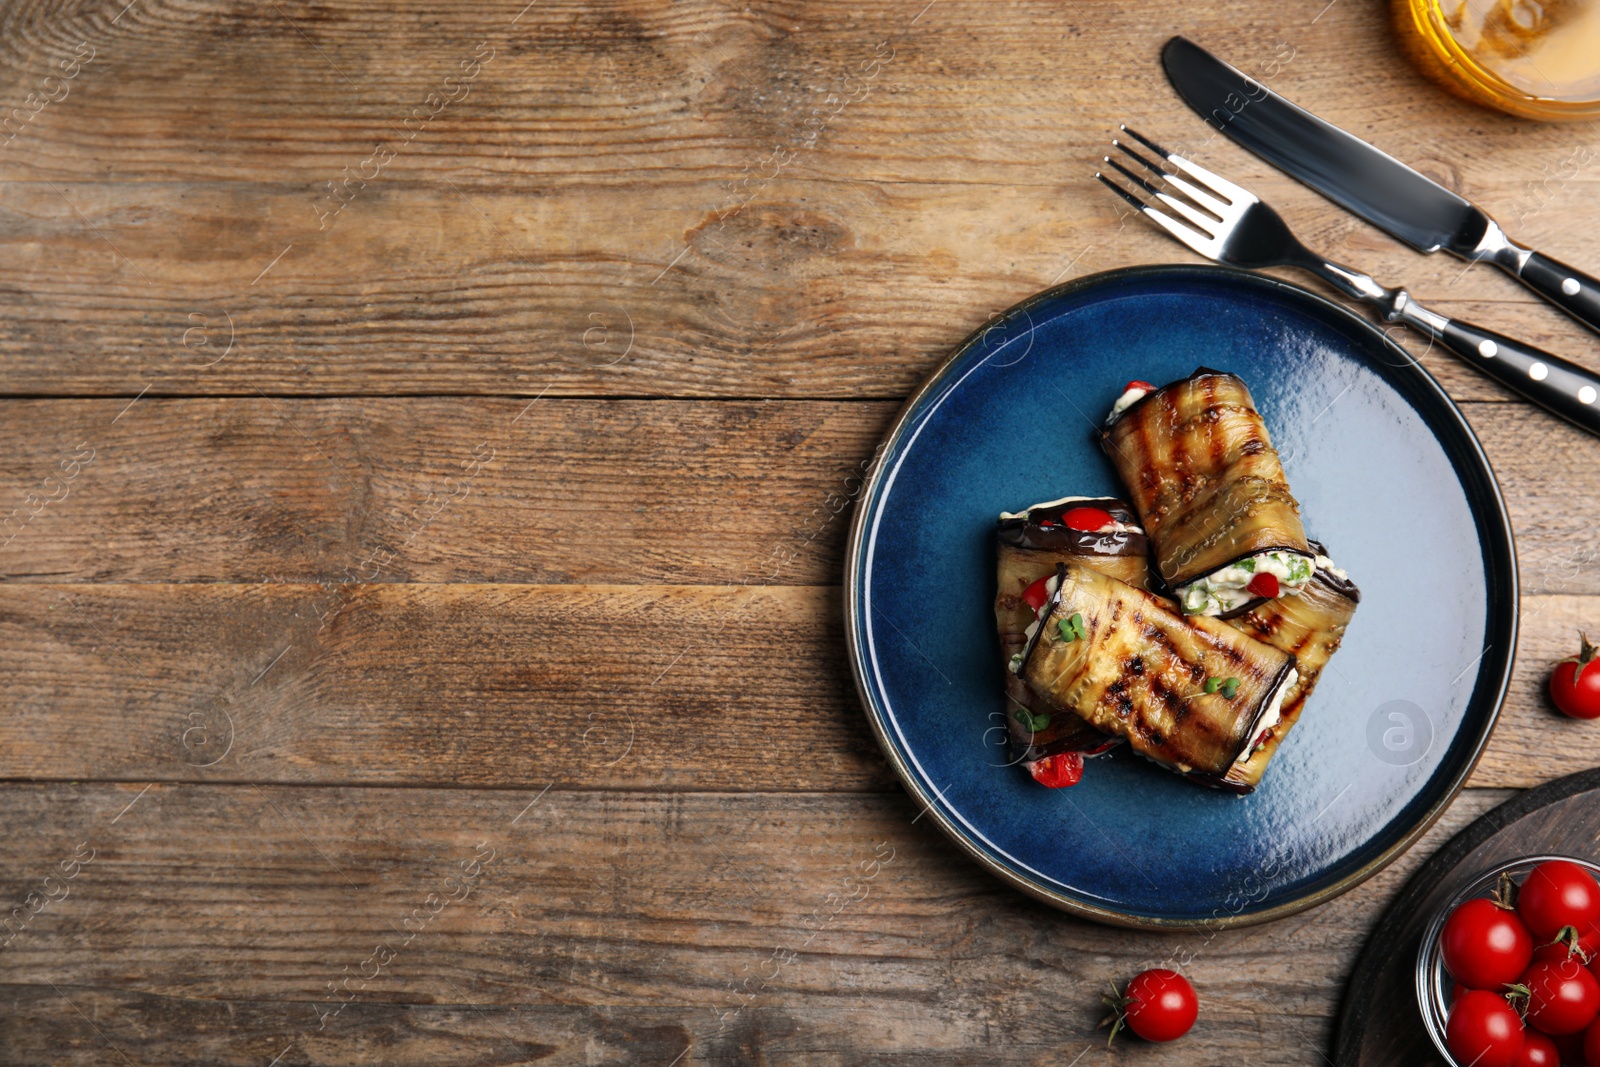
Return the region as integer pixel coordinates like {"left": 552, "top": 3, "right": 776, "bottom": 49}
{"left": 1057, "top": 612, "right": 1086, "bottom": 643}
{"left": 1013, "top": 707, "right": 1051, "bottom": 732}
{"left": 1204, "top": 676, "right": 1242, "bottom": 699}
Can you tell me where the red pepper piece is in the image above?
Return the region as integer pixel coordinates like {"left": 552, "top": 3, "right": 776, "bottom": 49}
{"left": 1246, "top": 572, "right": 1280, "bottom": 599}
{"left": 1028, "top": 751, "right": 1085, "bottom": 788}
{"left": 1061, "top": 506, "right": 1114, "bottom": 532}
{"left": 1124, "top": 379, "right": 1156, "bottom": 393}
{"left": 1021, "top": 575, "right": 1051, "bottom": 611}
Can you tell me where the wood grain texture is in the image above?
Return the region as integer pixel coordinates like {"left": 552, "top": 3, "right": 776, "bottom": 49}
{"left": 0, "top": 398, "right": 894, "bottom": 586}
{"left": 0, "top": 0, "right": 1592, "bottom": 397}
{"left": 0, "top": 397, "right": 1596, "bottom": 592}
{"left": 4, "top": 0, "right": 1600, "bottom": 1061}
{"left": 0, "top": 580, "right": 1591, "bottom": 791}
{"left": 0, "top": 782, "right": 1509, "bottom": 1066}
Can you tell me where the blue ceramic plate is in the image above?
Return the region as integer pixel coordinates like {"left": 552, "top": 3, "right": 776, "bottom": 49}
{"left": 845, "top": 265, "right": 1517, "bottom": 929}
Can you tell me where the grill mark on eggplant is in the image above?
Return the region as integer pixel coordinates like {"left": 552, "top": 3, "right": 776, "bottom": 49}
{"left": 1106, "top": 372, "right": 1310, "bottom": 589}
{"left": 1020, "top": 564, "right": 1296, "bottom": 780}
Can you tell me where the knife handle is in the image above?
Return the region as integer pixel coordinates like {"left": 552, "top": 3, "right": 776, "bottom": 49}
{"left": 1416, "top": 311, "right": 1600, "bottom": 437}
{"left": 1515, "top": 252, "right": 1600, "bottom": 337}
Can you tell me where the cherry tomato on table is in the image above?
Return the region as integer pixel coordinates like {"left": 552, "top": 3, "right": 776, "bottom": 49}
{"left": 1442, "top": 897, "right": 1534, "bottom": 989}
{"left": 1519, "top": 861, "right": 1600, "bottom": 942}
{"left": 1104, "top": 969, "right": 1197, "bottom": 1043}
{"left": 1446, "top": 990, "right": 1524, "bottom": 1067}
{"left": 1521, "top": 957, "right": 1600, "bottom": 1035}
{"left": 1550, "top": 632, "right": 1600, "bottom": 720}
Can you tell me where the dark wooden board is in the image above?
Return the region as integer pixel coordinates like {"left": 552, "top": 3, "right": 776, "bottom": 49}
{"left": 1336, "top": 769, "right": 1600, "bottom": 1066}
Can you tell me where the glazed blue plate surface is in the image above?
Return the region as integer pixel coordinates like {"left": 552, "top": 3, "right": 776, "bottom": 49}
{"left": 845, "top": 265, "right": 1517, "bottom": 928}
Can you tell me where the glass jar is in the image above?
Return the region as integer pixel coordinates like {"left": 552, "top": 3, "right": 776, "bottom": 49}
{"left": 1395, "top": 0, "right": 1600, "bottom": 120}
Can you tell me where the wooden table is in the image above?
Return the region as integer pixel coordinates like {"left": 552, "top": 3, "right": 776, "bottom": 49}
{"left": 2, "top": 1, "right": 1597, "bottom": 1062}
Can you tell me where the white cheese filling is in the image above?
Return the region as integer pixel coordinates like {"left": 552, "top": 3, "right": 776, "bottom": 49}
{"left": 1234, "top": 668, "right": 1298, "bottom": 766}
{"left": 1313, "top": 553, "right": 1348, "bottom": 581}
{"left": 1175, "top": 550, "right": 1316, "bottom": 616}
{"left": 1106, "top": 384, "right": 1152, "bottom": 423}
{"left": 997, "top": 495, "right": 1141, "bottom": 535}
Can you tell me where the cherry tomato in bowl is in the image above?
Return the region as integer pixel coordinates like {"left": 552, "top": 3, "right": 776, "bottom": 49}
{"left": 1521, "top": 957, "right": 1600, "bottom": 1035}
{"left": 1447, "top": 990, "right": 1524, "bottom": 1067}
{"left": 1519, "top": 861, "right": 1600, "bottom": 942}
{"left": 1511, "top": 1029, "right": 1559, "bottom": 1067}
{"left": 1442, "top": 897, "right": 1533, "bottom": 989}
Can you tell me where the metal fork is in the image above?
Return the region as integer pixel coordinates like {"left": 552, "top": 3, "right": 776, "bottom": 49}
{"left": 1098, "top": 126, "right": 1600, "bottom": 439}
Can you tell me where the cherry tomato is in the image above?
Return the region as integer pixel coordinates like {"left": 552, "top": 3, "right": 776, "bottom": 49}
{"left": 1553, "top": 1029, "right": 1586, "bottom": 1067}
{"left": 1021, "top": 575, "right": 1051, "bottom": 612}
{"left": 1523, "top": 958, "right": 1600, "bottom": 1035}
{"left": 1447, "top": 990, "right": 1524, "bottom": 1067}
{"left": 1550, "top": 632, "right": 1600, "bottom": 720}
{"left": 1442, "top": 898, "right": 1534, "bottom": 989}
{"left": 1027, "top": 752, "right": 1083, "bottom": 788}
{"left": 1520, "top": 862, "right": 1600, "bottom": 942}
{"left": 1245, "top": 572, "right": 1280, "bottom": 599}
{"left": 1514, "top": 1030, "right": 1560, "bottom": 1067}
{"left": 1583, "top": 1014, "right": 1600, "bottom": 1066}
{"left": 1061, "top": 506, "right": 1114, "bottom": 533}
{"left": 1533, "top": 922, "right": 1600, "bottom": 965}
{"left": 1124, "top": 379, "right": 1156, "bottom": 393}
{"left": 1120, "top": 969, "right": 1197, "bottom": 1042}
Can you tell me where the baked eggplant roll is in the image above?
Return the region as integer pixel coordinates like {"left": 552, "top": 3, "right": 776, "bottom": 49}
{"left": 994, "top": 497, "right": 1154, "bottom": 773}
{"left": 1013, "top": 562, "right": 1299, "bottom": 790}
{"left": 1101, "top": 370, "right": 1313, "bottom": 617}
{"left": 1223, "top": 544, "right": 1360, "bottom": 788}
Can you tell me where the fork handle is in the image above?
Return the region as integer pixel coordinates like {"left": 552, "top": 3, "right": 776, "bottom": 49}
{"left": 1393, "top": 295, "right": 1600, "bottom": 438}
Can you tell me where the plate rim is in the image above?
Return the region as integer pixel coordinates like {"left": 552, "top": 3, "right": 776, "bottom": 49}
{"left": 843, "top": 262, "right": 1520, "bottom": 930}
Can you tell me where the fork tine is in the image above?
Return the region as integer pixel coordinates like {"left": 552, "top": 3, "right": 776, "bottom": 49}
{"left": 1114, "top": 139, "right": 1231, "bottom": 218}
{"left": 1107, "top": 157, "right": 1216, "bottom": 235}
{"left": 1121, "top": 125, "right": 1256, "bottom": 208}
{"left": 1105, "top": 157, "right": 1220, "bottom": 234}
{"left": 1095, "top": 172, "right": 1219, "bottom": 259}
{"left": 1103, "top": 155, "right": 1165, "bottom": 200}
{"left": 1096, "top": 171, "right": 1146, "bottom": 212}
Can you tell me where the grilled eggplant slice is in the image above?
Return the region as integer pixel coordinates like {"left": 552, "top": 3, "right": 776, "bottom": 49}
{"left": 1223, "top": 546, "right": 1360, "bottom": 788}
{"left": 1014, "top": 562, "right": 1298, "bottom": 790}
{"left": 1101, "top": 369, "right": 1313, "bottom": 617}
{"left": 994, "top": 497, "right": 1155, "bottom": 768}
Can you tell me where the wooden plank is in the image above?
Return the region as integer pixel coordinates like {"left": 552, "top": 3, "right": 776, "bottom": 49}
{"left": 0, "top": 398, "right": 894, "bottom": 587}
{"left": 0, "top": 0, "right": 1593, "bottom": 397}
{"left": 0, "top": 581, "right": 1592, "bottom": 790}
{"left": 0, "top": 398, "right": 1594, "bottom": 592}
{"left": 0, "top": 176, "right": 1591, "bottom": 400}
{"left": 0, "top": 781, "right": 1509, "bottom": 1065}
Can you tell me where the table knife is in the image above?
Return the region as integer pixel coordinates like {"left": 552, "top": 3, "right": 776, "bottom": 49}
{"left": 1162, "top": 35, "right": 1600, "bottom": 338}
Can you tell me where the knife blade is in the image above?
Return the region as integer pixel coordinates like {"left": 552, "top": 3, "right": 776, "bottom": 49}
{"left": 1161, "top": 35, "right": 1600, "bottom": 338}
